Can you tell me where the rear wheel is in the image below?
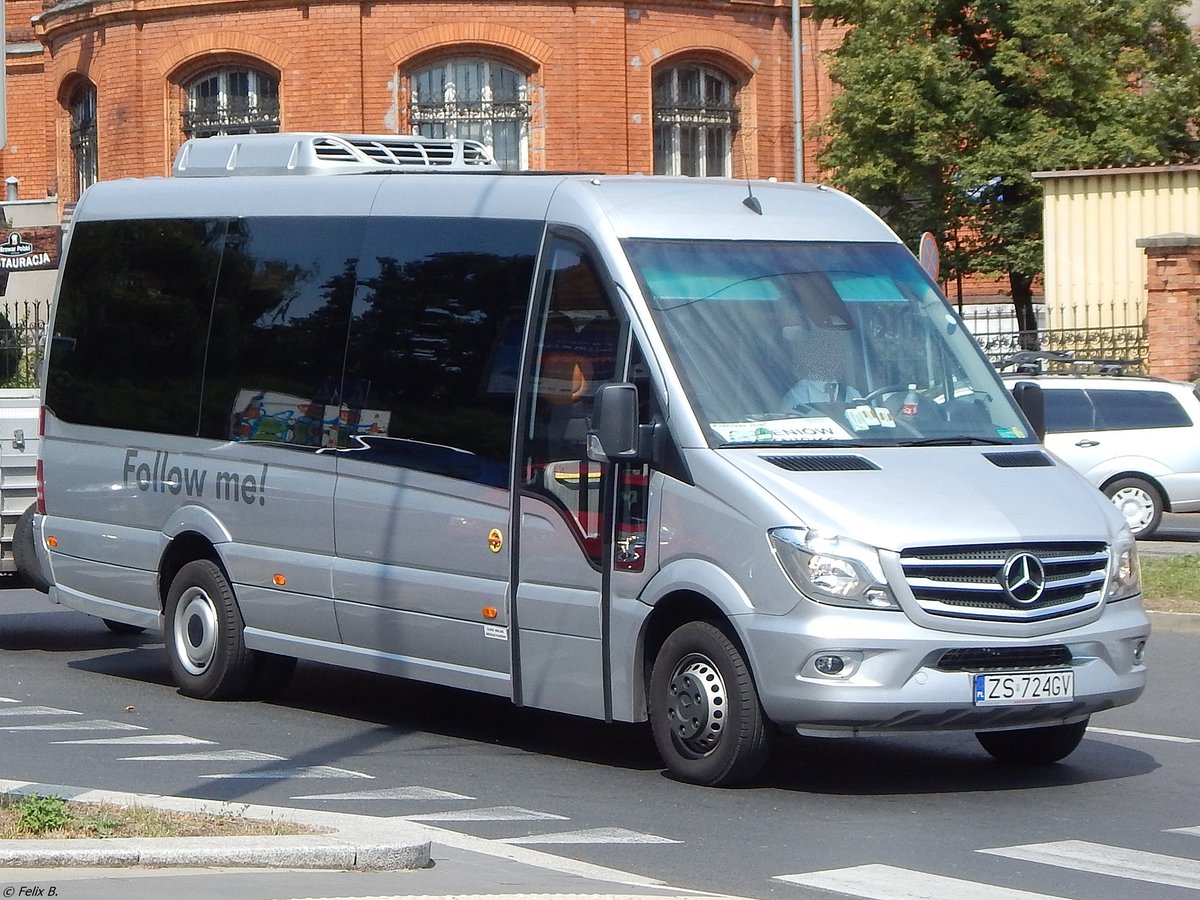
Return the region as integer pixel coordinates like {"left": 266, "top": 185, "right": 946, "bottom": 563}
{"left": 649, "top": 621, "right": 773, "bottom": 786}
{"left": 1103, "top": 477, "right": 1162, "bottom": 538}
{"left": 975, "top": 718, "right": 1089, "bottom": 765}
{"left": 164, "top": 559, "right": 254, "bottom": 699}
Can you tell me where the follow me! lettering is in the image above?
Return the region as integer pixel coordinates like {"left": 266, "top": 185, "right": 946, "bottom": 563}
{"left": 123, "top": 449, "right": 270, "bottom": 506}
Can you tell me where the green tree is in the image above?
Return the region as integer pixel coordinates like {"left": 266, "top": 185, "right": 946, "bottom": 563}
{"left": 811, "top": 0, "right": 1200, "bottom": 335}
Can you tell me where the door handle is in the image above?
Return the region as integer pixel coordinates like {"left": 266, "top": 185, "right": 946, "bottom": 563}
{"left": 1074, "top": 439, "right": 1100, "bottom": 448}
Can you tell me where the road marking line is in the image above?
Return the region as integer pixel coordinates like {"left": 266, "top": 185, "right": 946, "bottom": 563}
{"left": 293, "top": 786, "right": 475, "bottom": 801}
{"left": 404, "top": 806, "right": 569, "bottom": 822}
{"left": 0, "top": 697, "right": 18, "bottom": 703}
{"left": 198, "top": 765, "right": 373, "bottom": 779}
{"left": 121, "top": 750, "right": 285, "bottom": 762}
{"left": 1167, "top": 826, "right": 1200, "bottom": 836}
{"left": 298, "top": 896, "right": 740, "bottom": 900}
{"left": 774, "top": 864, "right": 1067, "bottom": 899}
{"left": 0, "top": 705, "right": 80, "bottom": 717}
{"left": 980, "top": 840, "right": 1200, "bottom": 889}
{"left": 53, "top": 734, "right": 216, "bottom": 745}
{"left": 1, "top": 719, "right": 146, "bottom": 732}
{"left": 504, "top": 828, "right": 681, "bottom": 845}
{"left": 1089, "top": 726, "right": 1200, "bottom": 743}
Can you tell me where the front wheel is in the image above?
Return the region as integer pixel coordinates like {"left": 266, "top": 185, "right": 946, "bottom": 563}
{"left": 649, "top": 621, "right": 773, "bottom": 786}
{"left": 164, "top": 559, "right": 254, "bottom": 700}
{"left": 1103, "top": 477, "right": 1162, "bottom": 538}
{"left": 975, "top": 718, "right": 1089, "bottom": 765}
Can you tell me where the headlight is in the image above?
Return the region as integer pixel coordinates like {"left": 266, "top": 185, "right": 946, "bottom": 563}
{"left": 1105, "top": 531, "right": 1142, "bottom": 603}
{"left": 768, "top": 527, "right": 899, "bottom": 610}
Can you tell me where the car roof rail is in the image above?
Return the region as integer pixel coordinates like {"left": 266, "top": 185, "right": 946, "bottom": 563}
{"left": 996, "top": 350, "right": 1075, "bottom": 375}
{"left": 997, "top": 351, "right": 1142, "bottom": 377}
{"left": 172, "top": 132, "right": 500, "bottom": 177}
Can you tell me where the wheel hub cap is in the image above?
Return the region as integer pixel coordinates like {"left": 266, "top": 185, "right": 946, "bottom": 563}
{"left": 174, "top": 587, "right": 218, "bottom": 676}
{"left": 665, "top": 657, "right": 728, "bottom": 754}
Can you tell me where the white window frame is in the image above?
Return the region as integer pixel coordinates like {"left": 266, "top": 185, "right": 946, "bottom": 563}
{"left": 653, "top": 64, "right": 738, "bottom": 178}
{"left": 409, "top": 58, "right": 530, "bottom": 170}
{"left": 69, "top": 82, "right": 99, "bottom": 196}
{"left": 184, "top": 67, "right": 280, "bottom": 138}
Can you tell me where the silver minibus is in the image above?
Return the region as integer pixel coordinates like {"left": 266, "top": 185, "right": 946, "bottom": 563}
{"left": 34, "top": 133, "right": 1149, "bottom": 786}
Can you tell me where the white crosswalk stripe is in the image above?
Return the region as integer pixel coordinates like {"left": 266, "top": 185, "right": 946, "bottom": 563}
{"left": 980, "top": 840, "right": 1200, "bottom": 890}
{"left": 775, "top": 864, "right": 1068, "bottom": 899}
{"left": 1, "top": 719, "right": 147, "bottom": 731}
{"left": 403, "top": 806, "right": 568, "bottom": 822}
{"left": 120, "top": 749, "right": 285, "bottom": 762}
{"left": 292, "top": 787, "right": 475, "bottom": 801}
{"left": 0, "top": 705, "right": 80, "bottom": 717}
{"left": 53, "top": 733, "right": 216, "bottom": 745}
{"left": 503, "top": 828, "right": 681, "bottom": 845}
{"left": 199, "top": 765, "right": 373, "bottom": 779}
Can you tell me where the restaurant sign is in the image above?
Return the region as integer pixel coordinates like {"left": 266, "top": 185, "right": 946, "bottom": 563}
{"left": 0, "top": 226, "right": 61, "bottom": 272}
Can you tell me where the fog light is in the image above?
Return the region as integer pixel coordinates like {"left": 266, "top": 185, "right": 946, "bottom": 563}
{"left": 1133, "top": 640, "right": 1146, "bottom": 664}
{"left": 814, "top": 655, "right": 846, "bottom": 676}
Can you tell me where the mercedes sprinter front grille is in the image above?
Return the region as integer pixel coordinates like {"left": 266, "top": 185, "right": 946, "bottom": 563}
{"left": 900, "top": 542, "right": 1108, "bottom": 622}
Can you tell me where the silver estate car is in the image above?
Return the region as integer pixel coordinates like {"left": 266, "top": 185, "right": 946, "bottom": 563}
{"left": 1007, "top": 372, "right": 1200, "bottom": 537}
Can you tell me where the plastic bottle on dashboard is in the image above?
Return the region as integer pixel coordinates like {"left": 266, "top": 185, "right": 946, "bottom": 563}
{"left": 901, "top": 384, "right": 919, "bottom": 418}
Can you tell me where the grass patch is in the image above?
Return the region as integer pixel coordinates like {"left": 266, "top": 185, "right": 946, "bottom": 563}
{"left": 0, "top": 793, "right": 317, "bottom": 840}
{"left": 1139, "top": 554, "right": 1200, "bottom": 614}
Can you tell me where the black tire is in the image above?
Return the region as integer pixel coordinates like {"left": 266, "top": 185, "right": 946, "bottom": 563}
{"left": 1103, "top": 477, "right": 1163, "bottom": 538}
{"left": 649, "top": 620, "right": 773, "bottom": 786}
{"left": 103, "top": 618, "right": 146, "bottom": 635}
{"left": 12, "top": 504, "right": 50, "bottom": 593}
{"left": 164, "top": 559, "right": 254, "bottom": 700}
{"left": 976, "top": 718, "right": 1089, "bottom": 765}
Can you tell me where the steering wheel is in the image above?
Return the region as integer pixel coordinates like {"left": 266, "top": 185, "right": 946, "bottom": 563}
{"left": 862, "top": 384, "right": 919, "bottom": 405}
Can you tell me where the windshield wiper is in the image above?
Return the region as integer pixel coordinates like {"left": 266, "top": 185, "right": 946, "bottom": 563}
{"left": 895, "top": 436, "right": 1015, "bottom": 447}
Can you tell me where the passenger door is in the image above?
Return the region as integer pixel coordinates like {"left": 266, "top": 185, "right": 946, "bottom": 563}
{"left": 513, "top": 233, "right": 629, "bottom": 719}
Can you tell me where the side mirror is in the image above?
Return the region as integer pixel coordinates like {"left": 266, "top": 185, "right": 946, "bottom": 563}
{"left": 587, "top": 383, "right": 641, "bottom": 461}
{"left": 1010, "top": 381, "right": 1046, "bottom": 442}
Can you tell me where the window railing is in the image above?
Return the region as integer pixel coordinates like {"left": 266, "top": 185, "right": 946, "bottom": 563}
{"left": 183, "top": 98, "right": 281, "bottom": 137}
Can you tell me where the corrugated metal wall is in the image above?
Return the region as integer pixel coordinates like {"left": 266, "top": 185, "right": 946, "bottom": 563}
{"left": 1037, "top": 165, "right": 1200, "bottom": 330}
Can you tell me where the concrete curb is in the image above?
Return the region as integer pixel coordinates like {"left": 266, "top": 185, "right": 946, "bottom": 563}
{"left": 0, "top": 779, "right": 430, "bottom": 870}
{"left": 1147, "top": 609, "right": 1200, "bottom": 635}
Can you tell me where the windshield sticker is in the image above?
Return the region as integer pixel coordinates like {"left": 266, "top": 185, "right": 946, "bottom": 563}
{"left": 845, "top": 405, "right": 884, "bottom": 432}
{"left": 711, "top": 417, "right": 852, "bottom": 443}
{"left": 997, "top": 425, "right": 1027, "bottom": 440}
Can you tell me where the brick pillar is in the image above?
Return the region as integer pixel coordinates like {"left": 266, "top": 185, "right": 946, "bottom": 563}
{"left": 1138, "top": 233, "right": 1200, "bottom": 382}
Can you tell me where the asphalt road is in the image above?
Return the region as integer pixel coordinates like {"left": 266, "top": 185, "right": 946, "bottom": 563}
{"left": 1, "top": 582, "right": 1197, "bottom": 900}
{"left": 1137, "top": 511, "right": 1200, "bottom": 556}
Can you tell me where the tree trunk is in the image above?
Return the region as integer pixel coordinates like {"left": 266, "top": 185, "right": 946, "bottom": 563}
{"left": 1010, "top": 272, "right": 1038, "bottom": 350}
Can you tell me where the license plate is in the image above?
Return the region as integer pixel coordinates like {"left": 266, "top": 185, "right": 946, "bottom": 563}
{"left": 973, "top": 670, "right": 1074, "bottom": 706}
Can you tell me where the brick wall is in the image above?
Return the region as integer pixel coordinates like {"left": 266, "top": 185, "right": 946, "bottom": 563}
{"left": 3, "top": 0, "right": 825, "bottom": 203}
{"left": 1139, "top": 234, "right": 1200, "bottom": 382}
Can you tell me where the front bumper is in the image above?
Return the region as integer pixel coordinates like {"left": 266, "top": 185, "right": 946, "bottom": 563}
{"left": 739, "top": 597, "right": 1150, "bottom": 736}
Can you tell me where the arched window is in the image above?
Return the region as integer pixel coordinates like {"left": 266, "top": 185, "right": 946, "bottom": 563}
{"left": 652, "top": 64, "right": 738, "bottom": 177}
{"left": 69, "top": 82, "right": 98, "bottom": 196}
{"left": 409, "top": 58, "right": 530, "bottom": 170}
{"left": 183, "top": 67, "right": 279, "bottom": 138}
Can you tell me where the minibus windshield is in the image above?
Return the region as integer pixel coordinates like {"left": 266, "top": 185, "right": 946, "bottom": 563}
{"left": 625, "top": 239, "right": 1034, "bottom": 448}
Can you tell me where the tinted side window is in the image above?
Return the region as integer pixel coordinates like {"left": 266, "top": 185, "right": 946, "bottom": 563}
{"left": 1041, "top": 389, "right": 1095, "bottom": 433}
{"left": 46, "top": 219, "right": 225, "bottom": 435}
{"left": 341, "top": 217, "right": 541, "bottom": 487}
{"left": 1089, "top": 389, "right": 1192, "bottom": 430}
{"left": 200, "top": 217, "right": 363, "bottom": 444}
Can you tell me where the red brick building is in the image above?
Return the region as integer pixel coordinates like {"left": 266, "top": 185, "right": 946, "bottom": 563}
{"left": 4, "top": 0, "right": 844, "bottom": 208}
